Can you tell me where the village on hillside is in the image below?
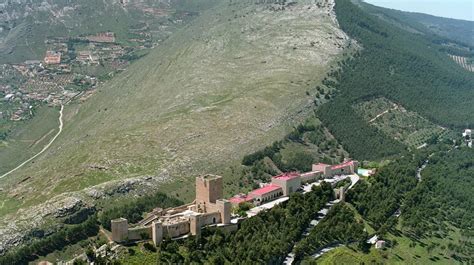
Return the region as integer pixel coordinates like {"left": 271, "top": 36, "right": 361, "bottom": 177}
{"left": 0, "top": 3, "right": 197, "bottom": 124}
{"left": 0, "top": 30, "right": 148, "bottom": 122}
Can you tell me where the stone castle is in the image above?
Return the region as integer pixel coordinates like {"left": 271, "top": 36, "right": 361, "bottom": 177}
{"left": 111, "top": 160, "right": 359, "bottom": 245}
{"left": 111, "top": 174, "right": 233, "bottom": 246}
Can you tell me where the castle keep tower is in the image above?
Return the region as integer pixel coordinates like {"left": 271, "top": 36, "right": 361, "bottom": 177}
{"left": 196, "top": 174, "right": 223, "bottom": 211}
{"left": 112, "top": 174, "right": 233, "bottom": 246}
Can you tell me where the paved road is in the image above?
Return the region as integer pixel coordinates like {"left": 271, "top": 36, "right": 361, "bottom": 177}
{"left": 416, "top": 160, "right": 429, "bottom": 182}
{"left": 312, "top": 244, "right": 343, "bottom": 259}
{"left": 0, "top": 105, "right": 64, "bottom": 179}
{"left": 302, "top": 174, "right": 359, "bottom": 193}
{"left": 284, "top": 174, "right": 360, "bottom": 264}
{"left": 284, "top": 199, "right": 340, "bottom": 265}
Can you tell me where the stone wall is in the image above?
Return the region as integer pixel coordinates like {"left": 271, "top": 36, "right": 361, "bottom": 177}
{"left": 217, "top": 223, "right": 238, "bottom": 234}
{"left": 301, "top": 171, "right": 323, "bottom": 183}
{"left": 127, "top": 226, "right": 152, "bottom": 241}
{"left": 164, "top": 221, "right": 190, "bottom": 238}
{"left": 200, "top": 212, "right": 221, "bottom": 226}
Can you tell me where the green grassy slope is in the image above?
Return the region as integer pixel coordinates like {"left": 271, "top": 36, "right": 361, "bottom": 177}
{"left": 0, "top": 0, "right": 221, "bottom": 64}
{"left": 0, "top": 106, "right": 59, "bottom": 176}
{"left": 0, "top": 1, "right": 349, "bottom": 211}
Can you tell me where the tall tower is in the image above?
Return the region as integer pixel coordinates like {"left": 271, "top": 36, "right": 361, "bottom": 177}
{"left": 195, "top": 175, "right": 223, "bottom": 212}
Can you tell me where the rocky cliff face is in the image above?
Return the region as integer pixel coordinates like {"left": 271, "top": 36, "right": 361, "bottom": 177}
{"left": 0, "top": 173, "right": 170, "bottom": 255}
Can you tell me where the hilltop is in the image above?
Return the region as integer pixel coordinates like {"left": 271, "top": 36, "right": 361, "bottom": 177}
{"left": 0, "top": 0, "right": 352, "bottom": 252}
{"left": 0, "top": 0, "right": 473, "bottom": 263}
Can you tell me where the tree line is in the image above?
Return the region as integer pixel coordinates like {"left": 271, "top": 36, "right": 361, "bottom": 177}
{"left": 402, "top": 148, "right": 474, "bottom": 240}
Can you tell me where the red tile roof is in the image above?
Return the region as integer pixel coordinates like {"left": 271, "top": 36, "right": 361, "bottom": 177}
{"left": 249, "top": 184, "right": 282, "bottom": 197}
{"left": 272, "top": 172, "right": 300, "bottom": 181}
{"left": 331, "top": 160, "right": 354, "bottom": 170}
{"left": 229, "top": 194, "right": 253, "bottom": 204}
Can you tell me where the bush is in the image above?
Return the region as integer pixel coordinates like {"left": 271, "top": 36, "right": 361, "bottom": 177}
{"left": 143, "top": 242, "right": 157, "bottom": 252}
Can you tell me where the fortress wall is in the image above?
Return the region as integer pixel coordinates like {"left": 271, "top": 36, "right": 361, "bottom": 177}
{"left": 127, "top": 226, "right": 152, "bottom": 241}
{"left": 200, "top": 212, "right": 222, "bottom": 226}
{"left": 164, "top": 221, "right": 190, "bottom": 238}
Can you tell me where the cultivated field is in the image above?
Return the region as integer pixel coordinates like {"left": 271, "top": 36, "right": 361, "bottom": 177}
{"left": 354, "top": 98, "right": 452, "bottom": 148}
{"left": 449, "top": 55, "right": 474, "bottom": 72}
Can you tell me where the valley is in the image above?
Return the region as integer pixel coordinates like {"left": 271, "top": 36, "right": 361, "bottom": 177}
{"left": 0, "top": 0, "right": 353, "bottom": 255}
{"left": 0, "top": 0, "right": 473, "bottom": 264}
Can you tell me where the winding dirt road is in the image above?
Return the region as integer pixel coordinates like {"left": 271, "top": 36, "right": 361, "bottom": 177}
{"left": 0, "top": 105, "right": 64, "bottom": 179}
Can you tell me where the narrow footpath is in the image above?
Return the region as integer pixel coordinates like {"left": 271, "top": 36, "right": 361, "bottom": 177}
{"left": 0, "top": 105, "right": 64, "bottom": 179}
{"left": 368, "top": 105, "right": 398, "bottom": 123}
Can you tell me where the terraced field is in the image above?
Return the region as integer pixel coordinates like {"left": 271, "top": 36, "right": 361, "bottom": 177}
{"left": 449, "top": 55, "right": 474, "bottom": 72}
{"left": 354, "top": 98, "right": 452, "bottom": 148}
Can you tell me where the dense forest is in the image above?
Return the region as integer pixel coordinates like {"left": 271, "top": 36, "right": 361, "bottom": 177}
{"left": 294, "top": 203, "right": 367, "bottom": 260}
{"left": 400, "top": 148, "right": 474, "bottom": 261}
{"left": 318, "top": 0, "right": 474, "bottom": 160}
{"left": 361, "top": 1, "right": 474, "bottom": 47}
{"left": 402, "top": 149, "right": 473, "bottom": 234}
{"left": 346, "top": 153, "right": 424, "bottom": 230}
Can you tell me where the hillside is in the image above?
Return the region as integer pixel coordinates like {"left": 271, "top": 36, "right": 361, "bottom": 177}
{"left": 0, "top": 0, "right": 220, "bottom": 63}
{"left": 317, "top": 0, "right": 474, "bottom": 160}
{"left": 409, "top": 13, "right": 474, "bottom": 46}
{"left": 359, "top": 2, "right": 474, "bottom": 47}
{"left": 0, "top": 0, "right": 351, "bottom": 252}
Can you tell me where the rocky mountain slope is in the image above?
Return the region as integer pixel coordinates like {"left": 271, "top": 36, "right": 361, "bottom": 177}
{"left": 0, "top": 0, "right": 352, "bottom": 253}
